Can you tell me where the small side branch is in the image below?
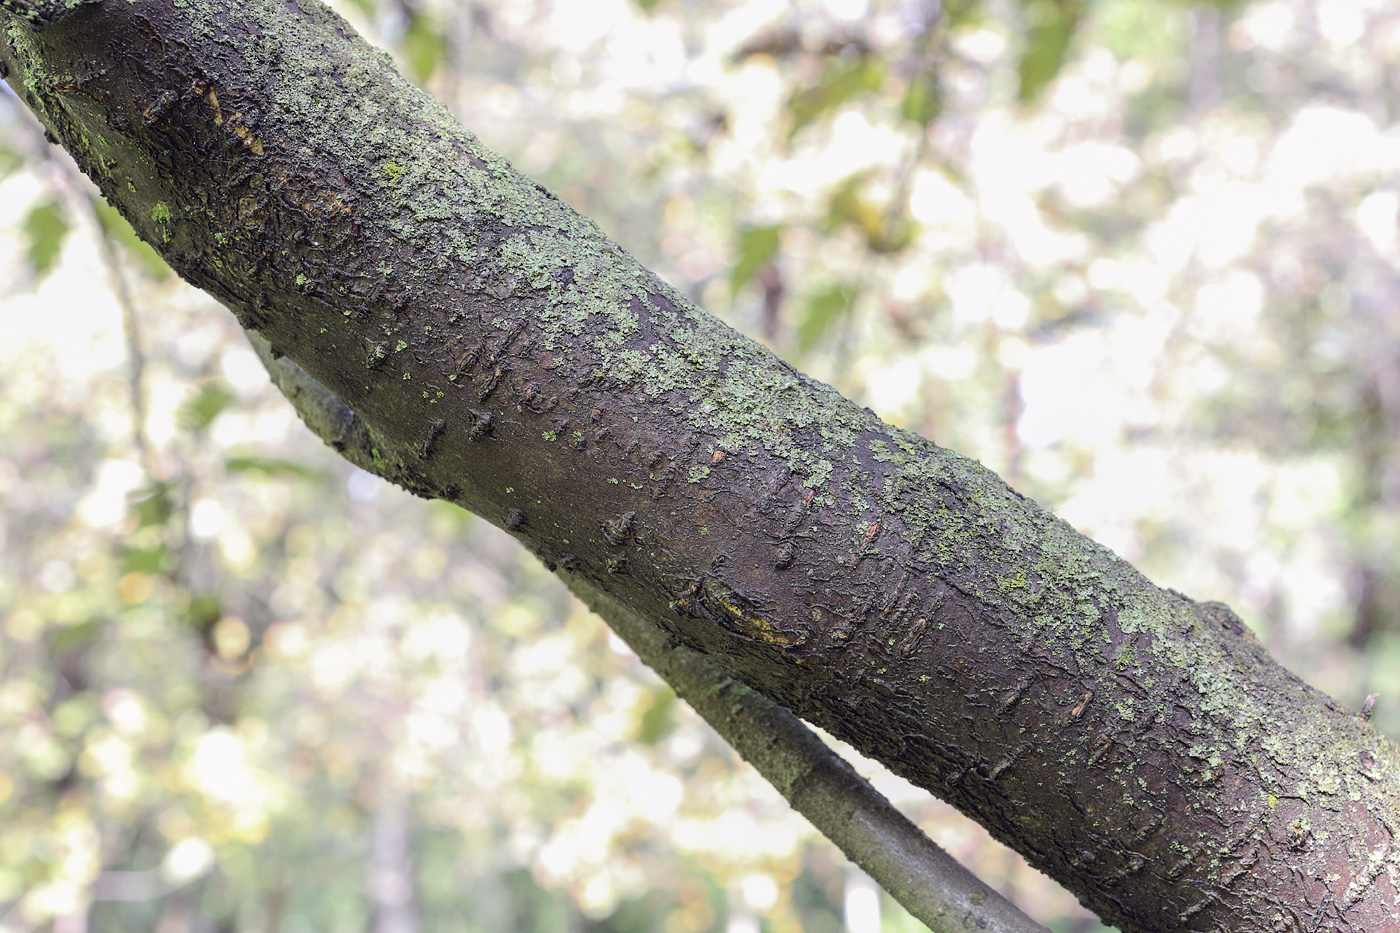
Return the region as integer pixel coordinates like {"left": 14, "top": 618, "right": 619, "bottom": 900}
{"left": 573, "top": 579, "right": 1048, "bottom": 933}
{"left": 88, "top": 195, "right": 153, "bottom": 473}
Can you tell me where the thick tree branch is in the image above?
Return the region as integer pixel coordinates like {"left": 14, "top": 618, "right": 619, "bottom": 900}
{"left": 3, "top": 2, "right": 1398, "bottom": 930}
{"left": 251, "top": 334, "right": 1049, "bottom": 933}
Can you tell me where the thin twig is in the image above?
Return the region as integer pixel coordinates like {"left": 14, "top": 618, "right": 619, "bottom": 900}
{"left": 11, "top": 97, "right": 155, "bottom": 474}
{"left": 86, "top": 195, "right": 154, "bottom": 475}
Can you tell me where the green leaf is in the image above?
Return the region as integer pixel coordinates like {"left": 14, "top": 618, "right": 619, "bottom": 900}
{"left": 798, "top": 284, "right": 855, "bottom": 351}
{"left": 120, "top": 544, "right": 169, "bottom": 575}
{"left": 637, "top": 686, "right": 676, "bottom": 745}
{"left": 46, "top": 618, "right": 103, "bottom": 652}
{"left": 0, "top": 144, "right": 22, "bottom": 180}
{"left": 787, "top": 55, "right": 887, "bottom": 135}
{"left": 824, "top": 175, "right": 916, "bottom": 254}
{"left": 178, "top": 383, "right": 235, "bottom": 434}
{"left": 225, "top": 456, "right": 324, "bottom": 480}
{"left": 1017, "top": 0, "right": 1085, "bottom": 102}
{"left": 401, "top": 11, "right": 446, "bottom": 83}
{"left": 130, "top": 482, "right": 175, "bottom": 528}
{"left": 825, "top": 175, "right": 878, "bottom": 232}
{"left": 185, "top": 593, "right": 223, "bottom": 630}
{"left": 943, "top": 0, "right": 986, "bottom": 26}
{"left": 900, "top": 72, "right": 943, "bottom": 126}
{"left": 343, "top": 0, "right": 376, "bottom": 17}
{"left": 730, "top": 224, "right": 783, "bottom": 294}
{"left": 21, "top": 199, "right": 69, "bottom": 278}
{"left": 93, "top": 200, "right": 171, "bottom": 279}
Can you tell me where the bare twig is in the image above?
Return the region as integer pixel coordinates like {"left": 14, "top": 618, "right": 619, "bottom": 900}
{"left": 85, "top": 194, "right": 153, "bottom": 474}
{"left": 6, "top": 97, "right": 154, "bottom": 474}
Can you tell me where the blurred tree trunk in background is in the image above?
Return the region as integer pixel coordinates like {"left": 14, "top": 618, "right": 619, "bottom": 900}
{"left": 3, "top": 2, "right": 1400, "bottom": 932}
{"left": 369, "top": 781, "right": 421, "bottom": 933}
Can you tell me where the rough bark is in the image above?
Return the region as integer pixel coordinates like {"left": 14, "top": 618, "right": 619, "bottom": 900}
{"left": 250, "top": 334, "right": 1049, "bottom": 933}
{"left": 2, "top": 2, "right": 1398, "bottom": 930}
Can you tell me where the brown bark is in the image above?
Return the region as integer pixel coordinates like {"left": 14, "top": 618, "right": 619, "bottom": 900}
{"left": 250, "top": 333, "right": 1050, "bottom": 933}
{"left": 3, "top": 1, "right": 1399, "bottom": 929}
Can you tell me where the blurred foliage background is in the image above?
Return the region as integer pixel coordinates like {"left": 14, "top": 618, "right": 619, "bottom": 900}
{"left": 2, "top": 0, "right": 1398, "bottom": 929}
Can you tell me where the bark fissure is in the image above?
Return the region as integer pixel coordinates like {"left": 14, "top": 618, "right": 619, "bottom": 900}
{"left": 4, "top": 2, "right": 1400, "bottom": 930}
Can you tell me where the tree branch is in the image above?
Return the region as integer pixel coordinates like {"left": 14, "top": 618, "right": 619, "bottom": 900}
{"left": 250, "top": 333, "right": 1049, "bottom": 933}
{"left": 574, "top": 580, "right": 1051, "bottom": 933}
{"left": 4, "top": 2, "right": 1398, "bottom": 929}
